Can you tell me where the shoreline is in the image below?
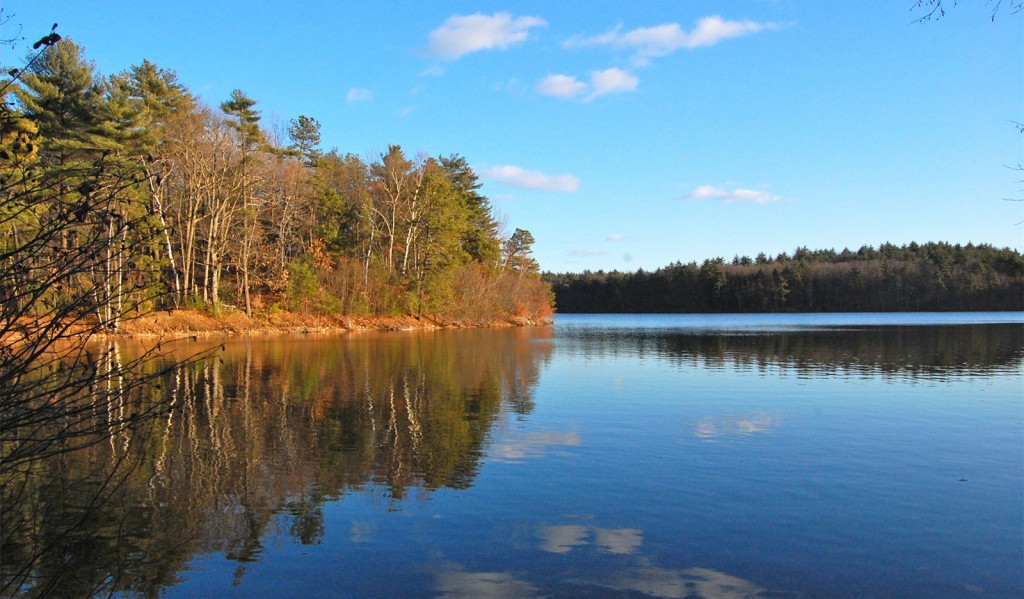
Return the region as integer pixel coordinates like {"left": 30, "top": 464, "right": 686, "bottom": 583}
{"left": 107, "top": 309, "right": 552, "bottom": 339}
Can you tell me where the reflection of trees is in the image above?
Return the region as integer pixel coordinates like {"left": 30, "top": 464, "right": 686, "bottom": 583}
{"left": 1, "top": 326, "right": 551, "bottom": 596}
{"left": 0, "top": 339, "right": 214, "bottom": 598}
{"left": 571, "top": 324, "right": 1023, "bottom": 380}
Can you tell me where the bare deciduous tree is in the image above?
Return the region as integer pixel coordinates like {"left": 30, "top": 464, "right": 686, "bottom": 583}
{"left": 911, "top": 0, "right": 1022, "bottom": 22}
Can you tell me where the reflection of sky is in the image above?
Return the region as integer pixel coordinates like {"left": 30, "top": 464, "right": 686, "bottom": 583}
{"left": 538, "top": 525, "right": 588, "bottom": 554}
{"left": 539, "top": 524, "right": 642, "bottom": 555}
{"left": 434, "top": 566, "right": 540, "bottom": 599}
{"left": 530, "top": 517, "right": 778, "bottom": 596}
{"left": 604, "top": 565, "right": 770, "bottom": 599}
{"left": 489, "top": 431, "right": 581, "bottom": 462}
{"left": 693, "top": 413, "right": 780, "bottom": 439}
{"left": 158, "top": 317, "right": 1021, "bottom": 598}
{"left": 350, "top": 521, "right": 374, "bottom": 543}
{"left": 594, "top": 527, "right": 643, "bottom": 555}
{"left": 434, "top": 558, "right": 773, "bottom": 599}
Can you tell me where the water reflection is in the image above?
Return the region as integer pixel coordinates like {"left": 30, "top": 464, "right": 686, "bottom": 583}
{"left": 4, "top": 318, "right": 1021, "bottom": 597}
{"left": 432, "top": 561, "right": 780, "bottom": 599}
{"left": 489, "top": 431, "right": 581, "bottom": 462}
{"left": 538, "top": 524, "right": 643, "bottom": 555}
{"left": 560, "top": 322, "right": 1024, "bottom": 380}
{"left": 594, "top": 528, "right": 645, "bottom": 555}
{"left": 532, "top": 519, "right": 787, "bottom": 597}
{"left": 692, "top": 413, "right": 780, "bottom": 439}
{"left": 434, "top": 565, "right": 541, "bottom": 599}
{"left": 602, "top": 564, "right": 776, "bottom": 599}
{"left": 539, "top": 524, "right": 589, "bottom": 554}
{"left": 2, "top": 327, "right": 552, "bottom": 597}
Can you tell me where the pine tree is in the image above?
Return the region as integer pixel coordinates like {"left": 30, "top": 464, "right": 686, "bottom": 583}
{"left": 439, "top": 154, "right": 500, "bottom": 266}
{"left": 109, "top": 60, "right": 196, "bottom": 306}
{"left": 14, "top": 38, "right": 153, "bottom": 330}
{"left": 503, "top": 228, "right": 538, "bottom": 275}
{"left": 15, "top": 38, "right": 114, "bottom": 164}
{"left": 287, "top": 114, "right": 322, "bottom": 165}
{"left": 411, "top": 165, "right": 469, "bottom": 315}
{"left": 220, "top": 89, "right": 266, "bottom": 316}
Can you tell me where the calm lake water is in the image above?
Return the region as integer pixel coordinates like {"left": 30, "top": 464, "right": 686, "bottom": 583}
{"left": 7, "top": 313, "right": 1023, "bottom": 598}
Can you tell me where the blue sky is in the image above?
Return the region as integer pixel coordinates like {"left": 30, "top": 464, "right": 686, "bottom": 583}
{"left": 5, "top": 1, "right": 1021, "bottom": 272}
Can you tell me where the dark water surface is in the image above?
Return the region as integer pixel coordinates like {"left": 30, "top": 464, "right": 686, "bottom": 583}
{"left": 8, "top": 313, "right": 1023, "bottom": 598}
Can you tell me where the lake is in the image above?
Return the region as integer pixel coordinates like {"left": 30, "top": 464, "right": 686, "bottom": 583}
{"left": 4, "top": 313, "right": 1022, "bottom": 598}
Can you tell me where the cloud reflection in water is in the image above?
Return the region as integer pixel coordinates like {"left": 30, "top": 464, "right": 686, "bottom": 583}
{"left": 434, "top": 567, "right": 541, "bottom": 598}
{"left": 594, "top": 527, "right": 644, "bottom": 555}
{"left": 539, "top": 524, "right": 642, "bottom": 555}
{"left": 605, "top": 564, "right": 773, "bottom": 599}
{"left": 693, "top": 413, "right": 779, "bottom": 439}
{"left": 531, "top": 523, "right": 784, "bottom": 597}
{"left": 490, "top": 431, "right": 581, "bottom": 461}
{"left": 539, "top": 525, "right": 589, "bottom": 554}
{"left": 434, "top": 560, "right": 779, "bottom": 599}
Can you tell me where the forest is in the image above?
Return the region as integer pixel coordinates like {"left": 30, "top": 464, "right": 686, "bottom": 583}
{"left": 545, "top": 242, "right": 1024, "bottom": 313}
{"left": 0, "top": 34, "right": 553, "bottom": 334}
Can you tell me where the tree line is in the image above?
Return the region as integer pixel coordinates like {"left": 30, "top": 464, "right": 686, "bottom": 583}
{"left": 1, "top": 36, "right": 553, "bottom": 333}
{"left": 545, "top": 242, "right": 1024, "bottom": 313}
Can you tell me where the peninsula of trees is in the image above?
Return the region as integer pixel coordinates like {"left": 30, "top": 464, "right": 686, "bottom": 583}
{"left": 1, "top": 36, "right": 552, "bottom": 336}
{"left": 545, "top": 243, "right": 1024, "bottom": 313}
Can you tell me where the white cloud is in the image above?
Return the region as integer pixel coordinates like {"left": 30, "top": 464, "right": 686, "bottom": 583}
{"left": 481, "top": 165, "right": 581, "bottom": 192}
{"left": 537, "top": 74, "right": 587, "bottom": 99}
{"left": 418, "top": 64, "right": 445, "bottom": 77}
{"left": 536, "top": 68, "right": 638, "bottom": 102}
{"left": 588, "top": 68, "right": 638, "bottom": 99}
{"left": 346, "top": 88, "right": 374, "bottom": 103}
{"left": 567, "top": 16, "right": 783, "bottom": 65}
{"left": 606, "top": 233, "right": 625, "bottom": 242}
{"left": 684, "top": 185, "right": 781, "bottom": 204}
{"left": 427, "top": 12, "right": 547, "bottom": 59}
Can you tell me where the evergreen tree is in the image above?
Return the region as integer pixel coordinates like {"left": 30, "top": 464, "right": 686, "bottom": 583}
{"left": 109, "top": 60, "right": 196, "bottom": 306}
{"left": 287, "top": 114, "right": 322, "bottom": 165}
{"left": 14, "top": 38, "right": 156, "bottom": 330}
{"left": 411, "top": 165, "right": 469, "bottom": 315}
{"left": 439, "top": 154, "right": 500, "bottom": 266}
{"left": 546, "top": 243, "right": 1024, "bottom": 313}
{"left": 220, "top": 88, "right": 266, "bottom": 316}
{"left": 15, "top": 38, "right": 113, "bottom": 163}
{"left": 220, "top": 88, "right": 264, "bottom": 150}
{"left": 503, "top": 228, "right": 539, "bottom": 275}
